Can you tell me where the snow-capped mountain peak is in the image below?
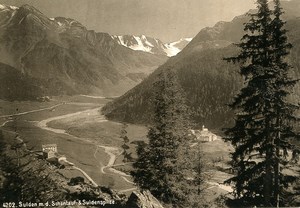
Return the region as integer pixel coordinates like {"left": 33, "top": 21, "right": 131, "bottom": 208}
{"left": 111, "top": 35, "right": 192, "bottom": 57}
{"left": 0, "top": 4, "right": 18, "bottom": 10}
{"left": 111, "top": 35, "right": 163, "bottom": 54}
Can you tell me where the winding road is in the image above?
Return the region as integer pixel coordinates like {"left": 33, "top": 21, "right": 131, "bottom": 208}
{"left": 1, "top": 100, "right": 234, "bottom": 196}
{"left": 34, "top": 104, "right": 135, "bottom": 189}
{"left": 0, "top": 103, "right": 64, "bottom": 118}
{"left": 0, "top": 101, "right": 135, "bottom": 190}
{"left": 72, "top": 166, "right": 98, "bottom": 187}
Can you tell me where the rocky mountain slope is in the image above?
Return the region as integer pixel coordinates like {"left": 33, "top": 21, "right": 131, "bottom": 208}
{"left": 0, "top": 62, "right": 44, "bottom": 101}
{"left": 112, "top": 35, "right": 192, "bottom": 57}
{"left": 0, "top": 4, "right": 168, "bottom": 99}
{"left": 102, "top": 0, "right": 300, "bottom": 130}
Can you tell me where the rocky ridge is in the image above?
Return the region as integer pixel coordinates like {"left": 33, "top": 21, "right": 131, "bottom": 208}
{"left": 0, "top": 4, "right": 168, "bottom": 99}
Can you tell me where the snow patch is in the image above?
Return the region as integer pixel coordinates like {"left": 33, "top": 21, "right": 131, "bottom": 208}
{"left": 111, "top": 34, "right": 192, "bottom": 57}
{"left": 112, "top": 35, "right": 153, "bottom": 53}
{"left": 48, "top": 17, "right": 63, "bottom": 26}
{"left": 119, "top": 36, "right": 126, "bottom": 46}
{"left": 130, "top": 36, "right": 153, "bottom": 53}
{"left": 164, "top": 44, "right": 181, "bottom": 57}
{"left": 9, "top": 6, "right": 18, "bottom": 10}
{"left": 0, "top": 4, "right": 18, "bottom": 10}
{"left": 113, "top": 35, "right": 127, "bottom": 47}
{"left": 163, "top": 37, "right": 192, "bottom": 57}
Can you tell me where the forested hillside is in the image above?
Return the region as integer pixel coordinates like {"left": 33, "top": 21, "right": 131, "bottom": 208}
{"left": 102, "top": 2, "right": 300, "bottom": 130}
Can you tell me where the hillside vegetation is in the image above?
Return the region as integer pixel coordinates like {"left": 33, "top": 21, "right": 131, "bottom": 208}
{"left": 102, "top": 1, "right": 300, "bottom": 130}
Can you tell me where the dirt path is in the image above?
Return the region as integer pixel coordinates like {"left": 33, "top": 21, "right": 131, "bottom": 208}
{"left": 1, "top": 119, "right": 12, "bottom": 127}
{"left": 206, "top": 181, "right": 233, "bottom": 192}
{"left": 36, "top": 105, "right": 135, "bottom": 188}
{"left": 72, "top": 166, "right": 98, "bottom": 187}
{"left": 80, "top": 95, "right": 107, "bottom": 99}
{"left": 0, "top": 103, "right": 65, "bottom": 127}
{"left": 80, "top": 95, "right": 119, "bottom": 99}
{"left": 118, "top": 187, "right": 137, "bottom": 193}
{"left": 0, "top": 103, "right": 64, "bottom": 118}
{"left": 97, "top": 145, "right": 133, "bottom": 178}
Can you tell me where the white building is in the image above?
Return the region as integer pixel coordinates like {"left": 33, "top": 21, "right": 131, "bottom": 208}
{"left": 191, "top": 125, "right": 218, "bottom": 142}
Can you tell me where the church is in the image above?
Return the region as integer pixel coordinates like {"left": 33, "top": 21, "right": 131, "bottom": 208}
{"left": 190, "top": 125, "right": 218, "bottom": 142}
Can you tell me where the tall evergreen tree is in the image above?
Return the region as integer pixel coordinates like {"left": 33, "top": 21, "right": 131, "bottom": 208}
{"left": 270, "top": 0, "right": 300, "bottom": 206}
{"left": 132, "top": 68, "right": 204, "bottom": 207}
{"left": 224, "top": 0, "right": 299, "bottom": 206}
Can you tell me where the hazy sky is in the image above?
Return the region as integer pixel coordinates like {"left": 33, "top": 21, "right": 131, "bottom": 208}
{"left": 0, "top": 0, "right": 257, "bottom": 42}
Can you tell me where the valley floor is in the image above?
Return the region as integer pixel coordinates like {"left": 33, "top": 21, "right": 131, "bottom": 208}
{"left": 0, "top": 96, "right": 147, "bottom": 193}
{"left": 0, "top": 95, "right": 238, "bottom": 205}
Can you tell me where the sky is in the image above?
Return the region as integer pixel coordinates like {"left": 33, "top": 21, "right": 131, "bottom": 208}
{"left": 0, "top": 0, "right": 257, "bottom": 42}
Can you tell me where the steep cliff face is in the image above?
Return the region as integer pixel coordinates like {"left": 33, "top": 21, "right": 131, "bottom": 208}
{"left": 0, "top": 4, "right": 168, "bottom": 99}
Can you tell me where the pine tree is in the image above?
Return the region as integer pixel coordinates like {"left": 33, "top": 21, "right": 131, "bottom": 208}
{"left": 224, "top": 0, "right": 299, "bottom": 206}
{"left": 132, "top": 68, "right": 203, "bottom": 207}
{"left": 180, "top": 142, "right": 207, "bottom": 207}
{"left": 120, "top": 124, "right": 132, "bottom": 162}
{"left": 270, "top": 0, "right": 299, "bottom": 206}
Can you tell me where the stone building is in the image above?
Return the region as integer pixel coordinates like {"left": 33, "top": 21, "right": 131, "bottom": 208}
{"left": 42, "top": 144, "right": 58, "bottom": 159}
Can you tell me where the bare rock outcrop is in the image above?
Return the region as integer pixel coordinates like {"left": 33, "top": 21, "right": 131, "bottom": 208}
{"left": 126, "top": 190, "right": 164, "bottom": 208}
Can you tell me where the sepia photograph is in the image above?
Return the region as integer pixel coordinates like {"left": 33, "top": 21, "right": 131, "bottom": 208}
{"left": 0, "top": 0, "right": 299, "bottom": 207}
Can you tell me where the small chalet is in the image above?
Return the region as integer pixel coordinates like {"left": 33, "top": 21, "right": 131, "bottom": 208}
{"left": 191, "top": 125, "right": 218, "bottom": 142}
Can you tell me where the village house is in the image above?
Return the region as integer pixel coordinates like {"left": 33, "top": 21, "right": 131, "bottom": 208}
{"left": 42, "top": 144, "right": 58, "bottom": 159}
{"left": 191, "top": 125, "right": 218, "bottom": 142}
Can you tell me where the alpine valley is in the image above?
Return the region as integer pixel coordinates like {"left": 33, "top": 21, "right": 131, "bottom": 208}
{"left": 1, "top": 1, "right": 300, "bottom": 207}
{"left": 0, "top": 4, "right": 192, "bottom": 100}
{"left": 102, "top": 0, "right": 300, "bottom": 130}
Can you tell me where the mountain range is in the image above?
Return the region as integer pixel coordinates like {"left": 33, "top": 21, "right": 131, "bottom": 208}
{"left": 111, "top": 35, "right": 191, "bottom": 57}
{"left": 0, "top": 4, "right": 192, "bottom": 100}
{"left": 102, "top": 0, "right": 300, "bottom": 130}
